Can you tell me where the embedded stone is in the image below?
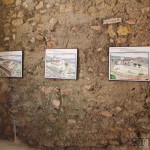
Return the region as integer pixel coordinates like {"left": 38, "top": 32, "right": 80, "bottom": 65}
{"left": 126, "top": 19, "right": 137, "bottom": 25}
{"left": 12, "top": 34, "right": 16, "bottom": 40}
{"left": 71, "top": 26, "right": 78, "bottom": 32}
{"left": 3, "top": 23, "right": 10, "bottom": 28}
{"left": 115, "top": 107, "right": 122, "bottom": 113}
{"left": 91, "top": 25, "right": 101, "bottom": 31}
{"left": 107, "top": 25, "right": 117, "bottom": 38}
{"left": 145, "top": 97, "right": 150, "bottom": 104}
{"left": 117, "top": 25, "right": 132, "bottom": 36}
{"left": 130, "top": 36, "right": 138, "bottom": 45}
{"left": 35, "top": 1, "right": 44, "bottom": 10}
{"left": 61, "top": 89, "right": 72, "bottom": 95}
{"left": 138, "top": 117, "right": 148, "bottom": 123}
{"left": 40, "top": 86, "right": 55, "bottom": 94}
{"left": 11, "top": 14, "right": 17, "bottom": 19}
{"left": 116, "top": 37, "right": 127, "bottom": 44}
{"left": 22, "top": 2, "right": 27, "bottom": 7}
{"left": 52, "top": 100, "right": 60, "bottom": 109}
{"left": 40, "top": 10, "right": 47, "bottom": 14}
{"left": 35, "top": 35, "right": 43, "bottom": 41}
{"left": 142, "top": 125, "right": 150, "bottom": 130}
{"left": 15, "top": 0, "right": 21, "bottom": 6}
{"left": 17, "top": 11, "right": 24, "bottom": 18}
{"left": 141, "top": 7, "right": 150, "bottom": 15}
{"left": 110, "top": 39, "right": 114, "bottom": 43}
{"left": 46, "top": 4, "right": 51, "bottom": 9}
{"left": 105, "top": 0, "right": 118, "bottom": 6}
{"left": 121, "top": 147, "right": 138, "bottom": 150}
{"left": 95, "top": 0, "right": 103, "bottom": 5}
{"left": 97, "top": 48, "right": 102, "bottom": 52}
{"left": 2, "top": 0, "right": 14, "bottom": 5}
{"left": 101, "top": 57, "right": 106, "bottom": 62}
{"left": 88, "top": 6, "right": 97, "bottom": 14}
{"left": 29, "top": 37, "right": 35, "bottom": 43}
{"left": 88, "top": 67, "right": 94, "bottom": 72}
{"left": 4, "top": 37, "right": 10, "bottom": 41}
{"left": 67, "top": 119, "right": 76, "bottom": 124}
{"left": 60, "top": 4, "right": 73, "bottom": 13}
{"left": 47, "top": 41, "right": 54, "bottom": 48}
{"left": 84, "top": 85, "right": 94, "bottom": 91}
{"left": 49, "top": 18, "right": 58, "bottom": 30}
{"left": 12, "top": 19, "right": 23, "bottom": 27}
{"left": 60, "top": 5, "right": 66, "bottom": 13}
{"left": 100, "top": 111, "right": 113, "bottom": 117}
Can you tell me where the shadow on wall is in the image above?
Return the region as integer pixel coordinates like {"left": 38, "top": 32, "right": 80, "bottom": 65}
{"left": 0, "top": 1, "right": 13, "bottom": 140}
{"left": 0, "top": 1, "right": 5, "bottom": 47}
{"left": 0, "top": 91, "right": 13, "bottom": 139}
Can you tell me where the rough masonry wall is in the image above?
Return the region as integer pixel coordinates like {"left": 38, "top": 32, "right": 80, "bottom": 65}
{"left": 1, "top": 0, "right": 150, "bottom": 149}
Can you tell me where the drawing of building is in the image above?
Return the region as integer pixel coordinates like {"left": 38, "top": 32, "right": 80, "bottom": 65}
{"left": 0, "top": 60, "right": 18, "bottom": 76}
{"left": 49, "top": 55, "right": 65, "bottom": 65}
{"left": 116, "top": 57, "right": 135, "bottom": 66}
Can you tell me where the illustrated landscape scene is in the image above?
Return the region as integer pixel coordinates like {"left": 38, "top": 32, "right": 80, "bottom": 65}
{"left": 0, "top": 51, "right": 22, "bottom": 77}
{"left": 110, "top": 52, "right": 149, "bottom": 81}
{"left": 45, "top": 51, "right": 77, "bottom": 79}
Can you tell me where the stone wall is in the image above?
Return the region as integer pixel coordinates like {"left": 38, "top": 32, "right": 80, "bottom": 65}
{"left": 1, "top": 0, "right": 150, "bottom": 149}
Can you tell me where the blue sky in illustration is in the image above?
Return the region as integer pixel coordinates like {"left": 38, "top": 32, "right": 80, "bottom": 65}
{"left": 111, "top": 52, "right": 149, "bottom": 58}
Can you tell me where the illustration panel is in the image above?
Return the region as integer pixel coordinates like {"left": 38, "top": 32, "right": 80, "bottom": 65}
{"left": 0, "top": 51, "right": 22, "bottom": 78}
{"left": 45, "top": 49, "right": 77, "bottom": 79}
{"left": 109, "top": 47, "right": 150, "bottom": 81}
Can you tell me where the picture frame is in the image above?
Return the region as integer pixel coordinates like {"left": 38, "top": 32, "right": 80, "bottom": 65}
{"left": 0, "top": 51, "right": 23, "bottom": 78}
{"left": 109, "top": 47, "right": 150, "bottom": 81}
{"left": 45, "top": 49, "right": 77, "bottom": 79}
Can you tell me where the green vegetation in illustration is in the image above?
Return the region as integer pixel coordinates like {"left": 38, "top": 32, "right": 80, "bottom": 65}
{"left": 138, "top": 73, "right": 144, "bottom": 76}
{"left": 110, "top": 74, "right": 116, "bottom": 79}
{"left": 110, "top": 52, "right": 149, "bottom": 81}
{"left": 0, "top": 71, "right": 6, "bottom": 77}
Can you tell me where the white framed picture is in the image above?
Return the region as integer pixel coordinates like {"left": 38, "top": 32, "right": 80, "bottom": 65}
{"left": 109, "top": 47, "right": 150, "bottom": 81}
{"left": 45, "top": 49, "right": 77, "bottom": 79}
{"left": 0, "top": 51, "right": 22, "bottom": 78}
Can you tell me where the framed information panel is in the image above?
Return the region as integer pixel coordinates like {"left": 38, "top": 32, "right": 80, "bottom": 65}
{"left": 45, "top": 49, "right": 77, "bottom": 80}
{"left": 109, "top": 47, "right": 150, "bottom": 81}
{"left": 0, "top": 51, "right": 22, "bottom": 77}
